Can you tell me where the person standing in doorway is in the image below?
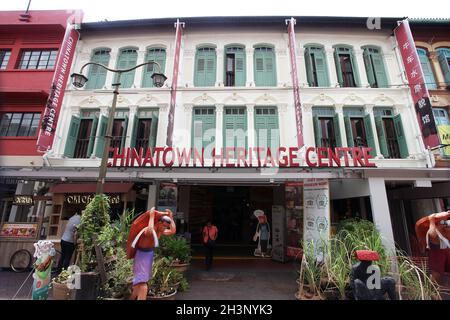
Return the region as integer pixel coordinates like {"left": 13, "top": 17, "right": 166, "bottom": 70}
{"left": 202, "top": 220, "right": 218, "bottom": 271}
{"left": 56, "top": 212, "right": 81, "bottom": 273}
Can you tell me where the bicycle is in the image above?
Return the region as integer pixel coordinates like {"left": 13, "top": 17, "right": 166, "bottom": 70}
{"left": 10, "top": 247, "right": 62, "bottom": 273}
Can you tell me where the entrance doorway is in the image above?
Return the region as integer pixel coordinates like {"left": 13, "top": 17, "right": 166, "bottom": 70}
{"left": 188, "top": 185, "right": 274, "bottom": 257}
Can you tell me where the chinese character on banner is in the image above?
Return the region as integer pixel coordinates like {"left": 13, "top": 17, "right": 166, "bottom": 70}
{"left": 394, "top": 20, "right": 439, "bottom": 149}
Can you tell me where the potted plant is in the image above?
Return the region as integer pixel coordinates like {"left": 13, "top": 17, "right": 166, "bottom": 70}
{"left": 147, "top": 257, "right": 179, "bottom": 300}
{"left": 157, "top": 235, "right": 192, "bottom": 273}
{"left": 51, "top": 269, "right": 76, "bottom": 300}
{"left": 101, "top": 247, "right": 134, "bottom": 300}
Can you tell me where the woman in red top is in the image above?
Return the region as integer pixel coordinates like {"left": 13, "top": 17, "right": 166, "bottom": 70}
{"left": 202, "top": 220, "right": 218, "bottom": 271}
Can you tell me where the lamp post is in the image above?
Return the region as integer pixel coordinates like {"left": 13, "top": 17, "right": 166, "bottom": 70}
{"left": 71, "top": 61, "right": 167, "bottom": 195}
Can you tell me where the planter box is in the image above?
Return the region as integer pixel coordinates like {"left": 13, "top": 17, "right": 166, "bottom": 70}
{"left": 171, "top": 262, "right": 190, "bottom": 274}
{"left": 75, "top": 272, "right": 100, "bottom": 300}
{"left": 52, "top": 282, "right": 76, "bottom": 300}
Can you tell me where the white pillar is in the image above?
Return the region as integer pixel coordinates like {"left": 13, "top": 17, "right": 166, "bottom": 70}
{"left": 303, "top": 103, "right": 315, "bottom": 147}
{"left": 105, "top": 51, "right": 118, "bottom": 89}
{"left": 134, "top": 49, "right": 146, "bottom": 88}
{"left": 216, "top": 47, "right": 224, "bottom": 87}
{"left": 368, "top": 178, "right": 396, "bottom": 256}
{"left": 365, "top": 104, "right": 382, "bottom": 157}
{"left": 125, "top": 106, "right": 138, "bottom": 148}
{"left": 215, "top": 104, "right": 224, "bottom": 151}
{"left": 246, "top": 47, "right": 254, "bottom": 87}
{"left": 335, "top": 104, "right": 348, "bottom": 147}
{"left": 246, "top": 104, "right": 255, "bottom": 149}
{"left": 355, "top": 49, "right": 369, "bottom": 87}
{"left": 147, "top": 184, "right": 157, "bottom": 210}
{"left": 325, "top": 47, "right": 339, "bottom": 87}
{"left": 156, "top": 103, "right": 168, "bottom": 147}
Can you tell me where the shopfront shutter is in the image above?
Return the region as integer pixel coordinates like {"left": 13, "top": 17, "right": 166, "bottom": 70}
{"left": 364, "top": 114, "right": 376, "bottom": 156}
{"left": 393, "top": 114, "right": 408, "bottom": 158}
{"left": 304, "top": 48, "right": 314, "bottom": 86}
{"left": 64, "top": 116, "right": 81, "bottom": 157}
{"left": 363, "top": 49, "right": 376, "bottom": 87}
{"left": 130, "top": 113, "right": 139, "bottom": 148}
{"left": 120, "top": 115, "right": 129, "bottom": 151}
{"left": 95, "top": 115, "right": 108, "bottom": 157}
{"left": 314, "top": 49, "right": 329, "bottom": 87}
{"left": 86, "top": 115, "right": 99, "bottom": 158}
{"left": 234, "top": 51, "right": 246, "bottom": 87}
{"left": 313, "top": 115, "right": 322, "bottom": 147}
{"left": 149, "top": 111, "right": 159, "bottom": 148}
{"left": 333, "top": 113, "right": 342, "bottom": 147}
{"left": 350, "top": 49, "right": 360, "bottom": 87}
{"left": 418, "top": 49, "right": 436, "bottom": 89}
{"left": 375, "top": 116, "right": 389, "bottom": 157}
{"left": 344, "top": 115, "right": 354, "bottom": 147}
{"left": 438, "top": 50, "right": 450, "bottom": 86}
{"left": 334, "top": 50, "right": 344, "bottom": 87}
{"left": 372, "top": 53, "right": 388, "bottom": 88}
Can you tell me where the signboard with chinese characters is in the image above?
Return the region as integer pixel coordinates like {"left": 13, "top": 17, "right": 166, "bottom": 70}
{"left": 303, "top": 179, "right": 330, "bottom": 261}
{"left": 0, "top": 223, "right": 38, "bottom": 239}
{"left": 394, "top": 20, "right": 439, "bottom": 149}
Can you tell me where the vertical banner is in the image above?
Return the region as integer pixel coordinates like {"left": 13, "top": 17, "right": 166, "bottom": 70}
{"left": 394, "top": 20, "right": 439, "bottom": 149}
{"left": 286, "top": 18, "right": 304, "bottom": 148}
{"left": 303, "top": 179, "right": 330, "bottom": 261}
{"left": 37, "top": 22, "right": 80, "bottom": 152}
{"left": 166, "top": 19, "right": 184, "bottom": 147}
{"left": 285, "top": 182, "right": 303, "bottom": 258}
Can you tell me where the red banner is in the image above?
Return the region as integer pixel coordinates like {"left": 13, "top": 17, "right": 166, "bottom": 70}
{"left": 394, "top": 20, "right": 439, "bottom": 149}
{"left": 37, "top": 23, "right": 80, "bottom": 152}
{"left": 166, "top": 20, "right": 184, "bottom": 147}
{"left": 287, "top": 18, "right": 304, "bottom": 149}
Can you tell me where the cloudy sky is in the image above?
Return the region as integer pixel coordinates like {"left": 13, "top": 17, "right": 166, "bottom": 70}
{"left": 1, "top": 0, "right": 449, "bottom": 22}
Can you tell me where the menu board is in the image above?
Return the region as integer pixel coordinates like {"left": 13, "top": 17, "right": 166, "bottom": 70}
{"left": 285, "top": 182, "right": 303, "bottom": 258}
{"left": 0, "top": 223, "right": 38, "bottom": 239}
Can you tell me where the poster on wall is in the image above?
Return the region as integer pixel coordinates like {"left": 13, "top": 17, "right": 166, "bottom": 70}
{"left": 285, "top": 182, "right": 303, "bottom": 258}
{"left": 157, "top": 183, "right": 177, "bottom": 214}
{"left": 271, "top": 205, "right": 286, "bottom": 262}
{"left": 0, "top": 223, "right": 38, "bottom": 238}
{"left": 303, "top": 179, "right": 330, "bottom": 262}
{"left": 437, "top": 125, "right": 450, "bottom": 156}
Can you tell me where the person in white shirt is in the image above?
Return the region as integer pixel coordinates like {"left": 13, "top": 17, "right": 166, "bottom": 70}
{"left": 56, "top": 212, "right": 81, "bottom": 273}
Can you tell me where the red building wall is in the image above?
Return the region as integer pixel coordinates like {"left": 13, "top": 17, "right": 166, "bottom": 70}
{"left": 0, "top": 10, "right": 82, "bottom": 156}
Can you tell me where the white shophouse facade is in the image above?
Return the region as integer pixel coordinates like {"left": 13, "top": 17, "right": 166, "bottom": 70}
{"left": 4, "top": 17, "right": 449, "bottom": 259}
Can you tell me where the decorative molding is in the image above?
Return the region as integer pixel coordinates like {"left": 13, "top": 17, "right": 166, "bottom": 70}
{"left": 184, "top": 104, "right": 194, "bottom": 112}
{"left": 279, "top": 104, "right": 288, "bottom": 113}
{"left": 302, "top": 103, "right": 313, "bottom": 112}
{"left": 157, "top": 103, "right": 169, "bottom": 112}
{"left": 364, "top": 104, "right": 375, "bottom": 113}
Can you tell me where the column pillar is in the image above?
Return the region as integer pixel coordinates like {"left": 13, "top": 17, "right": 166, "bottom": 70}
{"left": 303, "top": 103, "right": 315, "bottom": 147}
{"left": 335, "top": 104, "right": 348, "bottom": 147}
{"left": 325, "top": 47, "right": 339, "bottom": 87}
{"left": 246, "top": 104, "right": 255, "bottom": 150}
{"left": 134, "top": 49, "right": 146, "bottom": 88}
{"left": 216, "top": 48, "right": 224, "bottom": 87}
{"left": 184, "top": 104, "right": 194, "bottom": 149}
{"left": 105, "top": 51, "right": 118, "bottom": 89}
{"left": 246, "top": 48, "right": 254, "bottom": 87}
{"left": 368, "top": 178, "right": 396, "bottom": 256}
{"left": 355, "top": 49, "right": 370, "bottom": 87}
{"left": 147, "top": 184, "right": 158, "bottom": 210}
{"left": 278, "top": 104, "right": 288, "bottom": 147}
{"left": 156, "top": 103, "right": 168, "bottom": 146}
{"left": 365, "top": 104, "right": 382, "bottom": 158}
{"left": 429, "top": 51, "right": 446, "bottom": 89}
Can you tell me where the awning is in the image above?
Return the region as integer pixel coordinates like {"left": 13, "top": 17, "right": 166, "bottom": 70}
{"left": 50, "top": 182, "right": 134, "bottom": 194}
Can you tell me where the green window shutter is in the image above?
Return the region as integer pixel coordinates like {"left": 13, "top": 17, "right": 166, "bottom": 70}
{"left": 334, "top": 50, "right": 344, "bottom": 86}
{"left": 393, "top": 114, "right": 408, "bottom": 158}
{"left": 142, "top": 48, "right": 166, "bottom": 88}
{"left": 254, "top": 52, "right": 265, "bottom": 87}
{"left": 363, "top": 114, "right": 376, "bottom": 156}
{"left": 255, "top": 109, "right": 279, "bottom": 150}
{"left": 194, "top": 48, "right": 216, "bottom": 87}
{"left": 313, "top": 115, "right": 322, "bottom": 147}
{"left": 234, "top": 51, "right": 246, "bottom": 87}
{"left": 86, "top": 50, "right": 110, "bottom": 90}
{"left": 438, "top": 50, "right": 450, "bottom": 86}
{"left": 363, "top": 50, "right": 376, "bottom": 87}
{"left": 265, "top": 51, "right": 276, "bottom": 86}
{"left": 254, "top": 116, "right": 267, "bottom": 149}
{"left": 418, "top": 49, "right": 436, "bottom": 89}
{"left": 95, "top": 115, "right": 108, "bottom": 157}
{"left": 314, "top": 49, "right": 329, "bottom": 87}
{"left": 64, "top": 116, "right": 81, "bottom": 157}
{"left": 350, "top": 49, "right": 360, "bottom": 86}
{"left": 267, "top": 115, "right": 279, "bottom": 151}
{"left": 333, "top": 113, "right": 342, "bottom": 147}
{"left": 149, "top": 111, "right": 159, "bottom": 148}
{"left": 371, "top": 53, "right": 388, "bottom": 88}
{"left": 120, "top": 115, "right": 129, "bottom": 151}
{"left": 86, "top": 116, "right": 99, "bottom": 157}
{"left": 115, "top": 49, "right": 138, "bottom": 88}
{"left": 304, "top": 48, "right": 314, "bottom": 86}
{"left": 254, "top": 48, "right": 276, "bottom": 87}
{"left": 344, "top": 115, "right": 354, "bottom": 147}
{"left": 223, "top": 110, "right": 247, "bottom": 154}
{"left": 375, "top": 116, "right": 389, "bottom": 157}
{"left": 130, "top": 113, "right": 139, "bottom": 148}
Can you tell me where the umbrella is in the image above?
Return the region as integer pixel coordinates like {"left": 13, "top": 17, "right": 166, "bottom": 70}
{"left": 415, "top": 211, "right": 450, "bottom": 250}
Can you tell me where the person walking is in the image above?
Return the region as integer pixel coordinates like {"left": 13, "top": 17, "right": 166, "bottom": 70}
{"left": 202, "top": 220, "right": 218, "bottom": 271}
{"left": 56, "top": 212, "right": 81, "bottom": 273}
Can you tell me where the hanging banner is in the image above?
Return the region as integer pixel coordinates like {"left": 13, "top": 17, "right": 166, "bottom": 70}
{"left": 286, "top": 18, "right": 304, "bottom": 148}
{"left": 394, "top": 20, "right": 439, "bottom": 149}
{"left": 166, "top": 19, "right": 184, "bottom": 147}
{"left": 37, "top": 22, "right": 80, "bottom": 152}
{"left": 303, "top": 179, "right": 330, "bottom": 261}
{"left": 437, "top": 125, "right": 450, "bottom": 156}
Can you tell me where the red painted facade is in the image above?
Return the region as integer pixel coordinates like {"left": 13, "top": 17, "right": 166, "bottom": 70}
{"left": 0, "top": 10, "right": 82, "bottom": 156}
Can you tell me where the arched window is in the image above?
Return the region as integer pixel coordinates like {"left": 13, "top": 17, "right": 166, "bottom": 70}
{"left": 333, "top": 45, "right": 360, "bottom": 87}
{"left": 194, "top": 46, "right": 216, "bottom": 87}
{"left": 85, "top": 48, "right": 111, "bottom": 90}
{"left": 417, "top": 48, "right": 436, "bottom": 89}
{"left": 362, "top": 46, "right": 389, "bottom": 88}
{"left": 115, "top": 47, "right": 138, "bottom": 88}
{"left": 436, "top": 47, "right": 450, "bottom": 86}
{"left": 254, "top": 45, "right": 276, "bottom": 87}
{"left": 304, "top": 44, "right": 329, "bottom": 87}
{"left": 224, "top": 45, "right": 246, "bottom": 87}
{"left": 142, "top": 47, "right": 166, "bottom": 88}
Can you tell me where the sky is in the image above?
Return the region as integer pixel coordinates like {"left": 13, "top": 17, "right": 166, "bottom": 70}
{"left": 0, "top": 0, "right": 449, "bottom": 22}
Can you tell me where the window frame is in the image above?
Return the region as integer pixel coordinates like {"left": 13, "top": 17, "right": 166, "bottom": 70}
{"left": 0, "top": 49, "right": 11, "bottom": 70}
{"left": 17, "top": 49, "right": 58, "bottom": 70}
{"left": 0, "top": 112, "right": 41, "bottom": 138}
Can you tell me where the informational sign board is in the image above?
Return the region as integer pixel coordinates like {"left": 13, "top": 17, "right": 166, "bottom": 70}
{"left": 271, "top": 205, "right": 286, "bottom": 262}
{"left": 0, "top": 223, "right": 38, "bottom": 239}
{"left": 157, "top": 183, "right": 177, "bottom": 214}
{"left": 285, "top": 182, "right": 303, "bottom": 258}
{"left": 303, "top": 179, "right": 330, "bottom": 262}
{"left": 437, "top": 125, "right": 450, "bottom": 156}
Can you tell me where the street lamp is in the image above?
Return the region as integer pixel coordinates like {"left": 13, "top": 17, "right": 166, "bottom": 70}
{"left": 71, "top": 61, "right": 167, "bottom": 195}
